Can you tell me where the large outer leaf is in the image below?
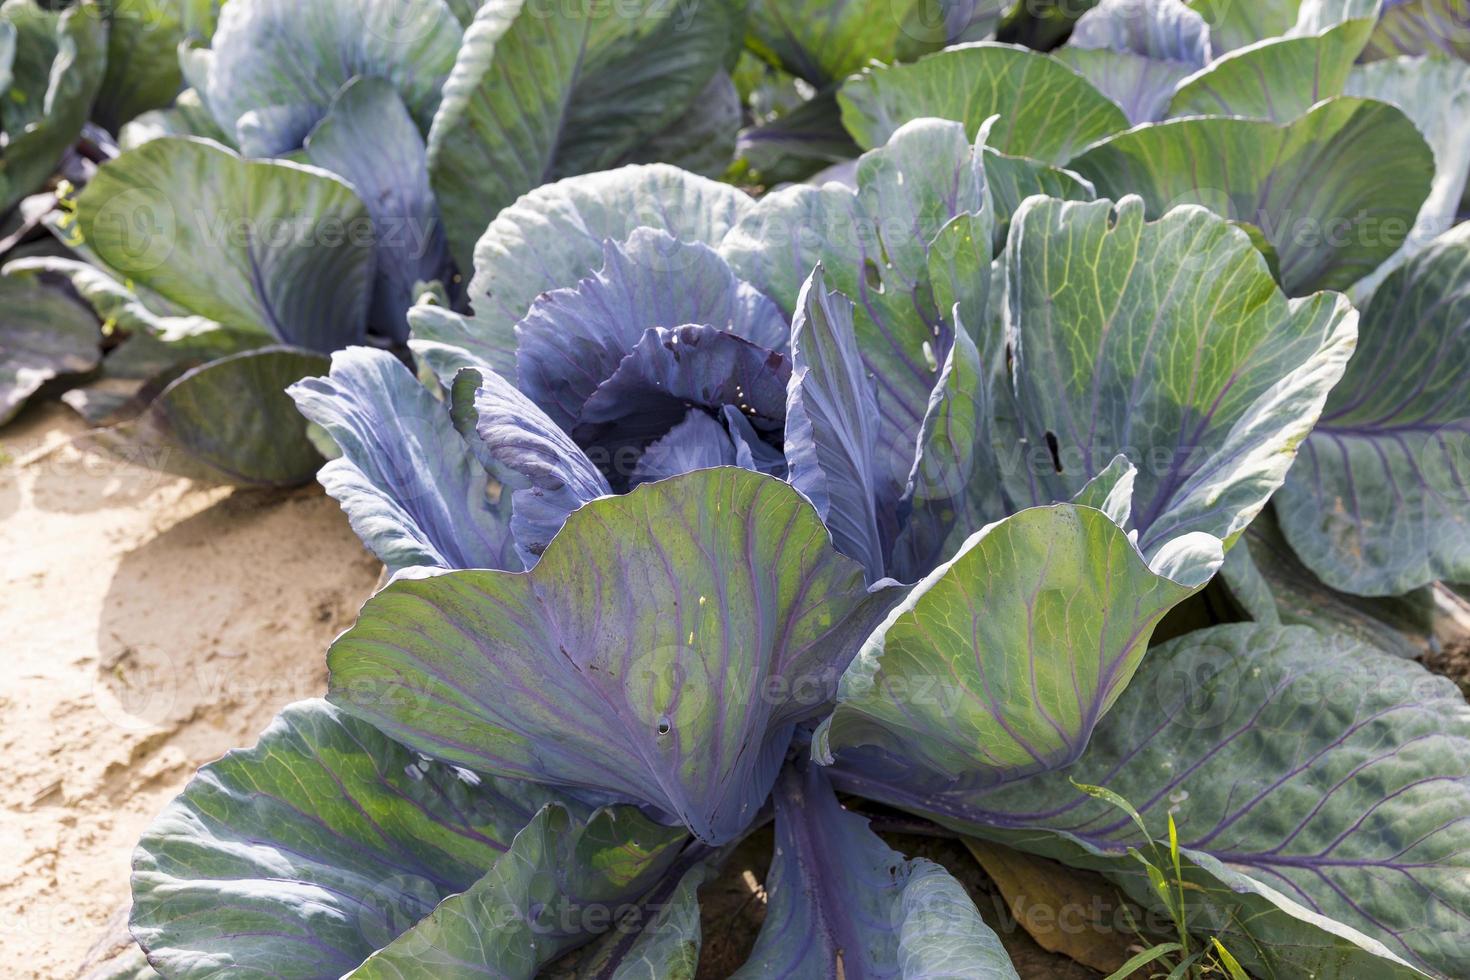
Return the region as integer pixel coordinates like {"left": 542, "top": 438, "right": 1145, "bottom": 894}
{"left": 1068, "top": 97, "right": 1434, "bottom": 296}
{"left": 1362, "top": 0, "right": 1470, "bottom": 60}
{"left": 0, "top": 274, "right": 100, "bottom": 424}
{"left": 1276, "top": 222, "right": 1470, "bottom": 595}
{"left": 1167, "top": 20, "right": 1373, "bottom": 121}
{"left": 814, "top": 504, "right": 1221, "bottom": 787}
{"left": 76, "top": 137, "right": 375, "bottom": 352}
{"left": 84, "top": 347, "right": 327, "bottom": 487}
{"left": 304, "top": 77, "right": 451, "bottom": 344}
{"left": 722, "top": 118, "right": 991, "bottom": 528}
{"left": 426, "top": 0, "right": 740, "bottom": 269}
{"left": 348, "top": 804, "right": 687, "bottom": 979}
{"left": 784, "top": 267, "right": 890, "bottom": 583}
{"left": 731, "top": 764, "right": 1019, "bottom": 978}
{"left": 327, "top": 468, "right": 897, "bottom": 845}
{"left": 0, "top": 1, "right": 106, "bottom": 213}
{"left": 192, "top": 0, "right": 463, "bottom": 155}
{"left": 288, "top": 348, "right": 517, "bottom": 575}
{"left": 834, "top": 628, "right": 1440, "bottom": 980}
{"left": 131, "top": 699, "right": 585, "bottom": 978}
{"left": 515, "top": 229, "right": 787, "bottom": 431}
{"left": 92, "top": 0, "right": 218, "bottom": 131}
{"left": 1222, "top": 509, "right": 1451, "bottom": 661}
{"left": 1191, "top": 0, "right": 1379, "bottom": 52}
{"left": 1344, "top": 56, "right": 1470, "bottom": 298}
{"left": 837, "top": 42, "right": 1130, "bottom": 164}
{"left": 1003, "top": 196, "right": 1357, "bottom": 559}
{"left": 859, "top": 625, "right": 1470, "bottom": 978}
{"left": 623, "top": 70, "right": 742, "bottom": 179}
{"left": 433, "top": 164, "right": 753, "bottom": 378}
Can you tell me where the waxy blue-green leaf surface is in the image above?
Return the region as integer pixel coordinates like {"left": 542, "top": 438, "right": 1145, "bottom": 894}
{"left": 435, "top": 165, "right": 754, "bottom": 378}
{"left": 1277, "top": 222, "right": 1470, "bottom": 595}
{"left": 1002, "top": 196, "right": 1358, "bottom": 559}
{"left": 1057, "top": 0, "right": 1212, "bottom": 122}
{"left": 427, "top": 0, "right": 740, "bottom": 268}
{"left": 814, "top": 503, "right": 1221, "bottom": 786}
{"left": 785, "top": 267, "right": 891, "bottom": 583}
{"left": 1221, "top": 509, "right": 1450, "bottom": 661}
{"left": 0, "top": 274, "right": 100, "bottom": 425}
{"left": 83, "top": 346, "right": 328, "bottom": 487}
{"left": 304, "top": 77, "right": 450, "bottom": 344}
{"left": 131, "top": 699, "right": 587, "bottom": 978}
{"left": 0, "top": 1, "right": 106, "bottom": 213}
{"left": 188, "top": 0, "right": 463, "bottom": 156}
{"left": 837, "top": 42, "right": 1130, "bottom": 163}
{"left": 732, "top": 764, "right": 1019, "bottom": 979}
{"left": 1069, "top": 97, "right": 1435, "bottom": 296}
{"left": 76, "top": 137, "right": 375, "bottom": 352}
{"left": 328, "top": 467, "right": 897, "bottom": 845}
{"left": 288, "top": 348, "right": 517, "bottom": 575}
{"left": 855, "top": 624, "right": 1470, "bottom": 978}
{"left": 348, "top": 803, "right": 687, "bottom": 979}
{"left": 1167, "top": 21, "right": 1374, "bottom": 121}
{"left": 1344, "top": 55, "right": 1470, "bottom": 297}
{"left": 1362, "top": 0, "right": 1470, "bottom": 59}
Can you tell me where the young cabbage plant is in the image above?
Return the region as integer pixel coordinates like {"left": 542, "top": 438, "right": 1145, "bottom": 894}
{"left": 2, "top": 0, "right": 746, "bottom": 484}
{"left": 122, "top": 106, "right": 1470, "bottom": 975}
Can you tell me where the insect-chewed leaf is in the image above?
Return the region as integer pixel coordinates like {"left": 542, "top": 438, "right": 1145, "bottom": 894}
{"left": 814, "top": 503, "right": 1221, "bottom": 786}
{"left": 1002, "top": 196, "right": 1357, "bottom": 560}
{"left": 1276, "top": 222, "right": 1470, "bottom": 595}
{"left": 328, "top": 467, "right": 898, "bottom": 845}
{"left": 131, "top": 699, "right": 604, "bottom": 979}
{"left": 1069, "top": 97, "right": 1435, "bottom": 296}
{"left": 731, "top": 764, "right": 1019, "bottom": 979}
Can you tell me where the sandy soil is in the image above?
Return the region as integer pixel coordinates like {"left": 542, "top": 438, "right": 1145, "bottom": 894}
{"left": 0, "top": 403, "right": 382, "bottom": 978}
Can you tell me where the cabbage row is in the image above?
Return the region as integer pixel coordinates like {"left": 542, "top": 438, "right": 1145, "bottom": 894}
{"left": 6, "top": 0, "right": 1470, "bottom": 977}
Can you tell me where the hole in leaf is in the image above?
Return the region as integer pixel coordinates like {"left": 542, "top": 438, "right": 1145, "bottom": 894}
{"left": 863, "top": 258, "right": 885, "bottom": 293}
{"left": 657, "top": 717, "right": 672, "bottom": 736}
{"left": 1045, "top": 431, "right": 1063, "bottom": 473}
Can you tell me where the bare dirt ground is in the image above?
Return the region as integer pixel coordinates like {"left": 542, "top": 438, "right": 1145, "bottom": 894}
{"left": 0, "top": 403, "right": 382, "bottom": 978}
